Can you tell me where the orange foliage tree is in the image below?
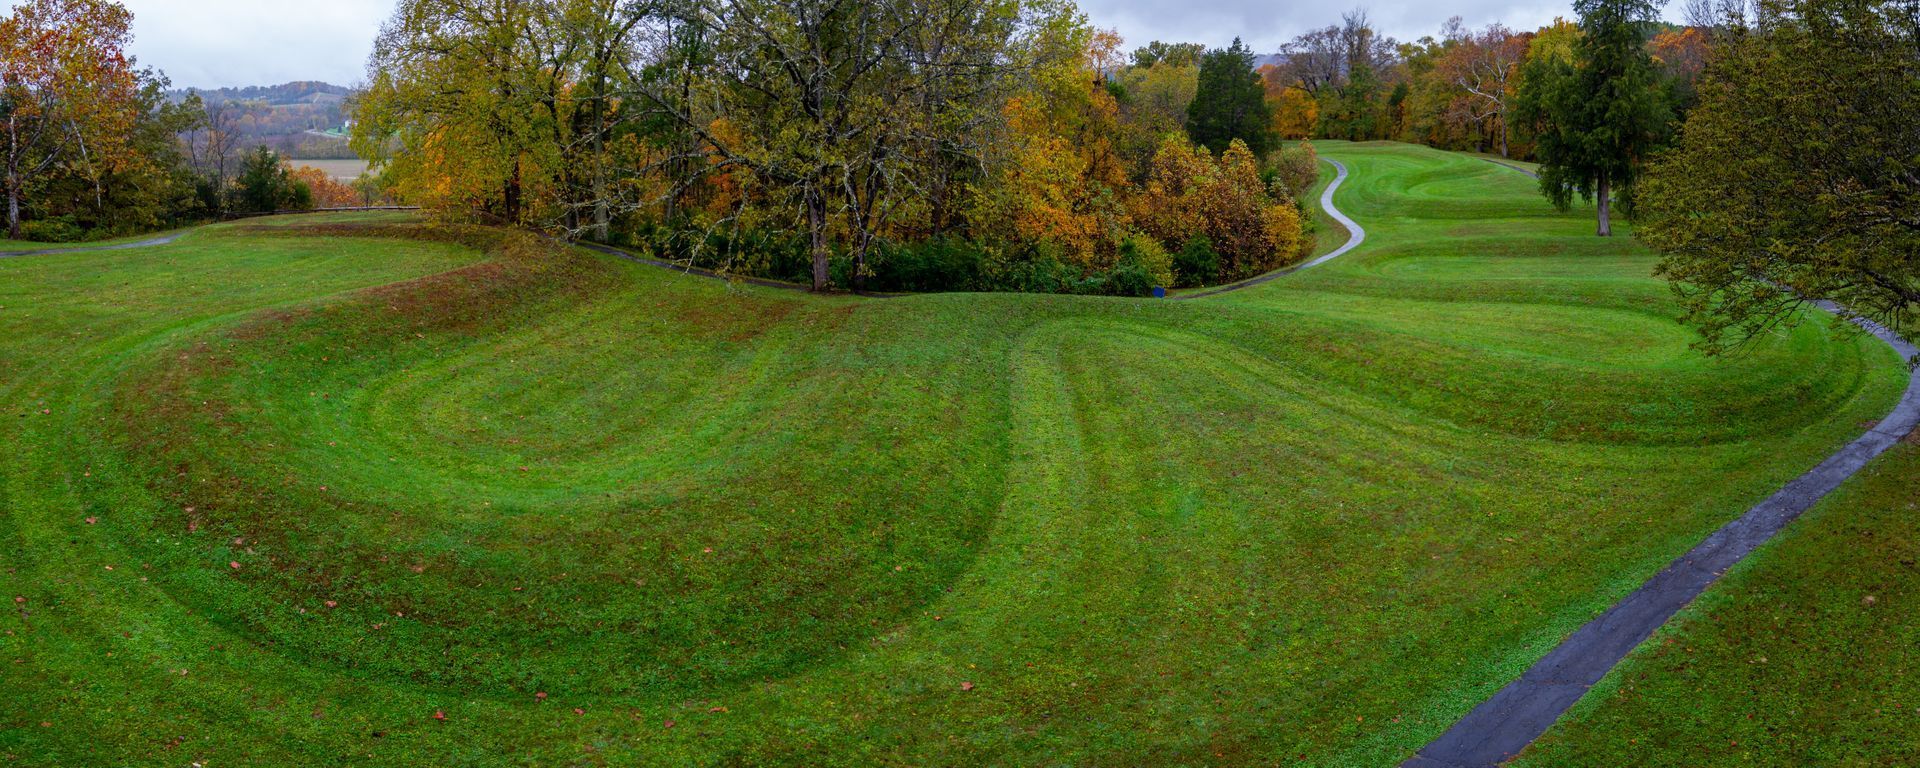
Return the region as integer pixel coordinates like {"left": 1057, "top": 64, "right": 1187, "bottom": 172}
{"left": 1649, "top": 27, "right": 1710, "bottom": 82}
{"left": 1134, "top": 133, "right": 1303, "bottom": 280}
{"left": 1263, "top": 66, "right": 1321, "bottom": 140}
{"left": 288, "top": 165, "right": 363, "bottom": 208}
{"left": 982, "top": 91, "right": 1131, "bottom": 267}
{"left": 0, "top": 0, "right": 141, "bottom": 239}
{"left": 974, "top": 21, "right": 1134, "bottom": 272}
{"left": 1435, "top": 23, "right": 1532, "bottom": 157}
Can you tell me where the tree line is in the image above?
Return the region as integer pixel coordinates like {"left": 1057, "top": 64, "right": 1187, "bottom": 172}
{"left": 5, "top": 0, "right": 1913, "bottom": 344}
{"left": 1, "top": 0, "right": 380, "bottom": 243}
{"left": 1265, "top": 0, "right": 1915, "bottom": 348}
{"left": 348, "top": 0, "right": 1317, "bottom": 294}
{"left": 1260, "top": 3, "right": 1705, "bottom": 236}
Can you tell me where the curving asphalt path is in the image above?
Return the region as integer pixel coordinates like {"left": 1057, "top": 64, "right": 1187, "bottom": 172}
{"left": 1400, "top": 160, "right": 1920, "bottom": 768}
{"left": 0, "top": 230, "right": 189, "bottom": 258}
{"left": 1174, "top": 157, "right": 1363, "bottom": 299}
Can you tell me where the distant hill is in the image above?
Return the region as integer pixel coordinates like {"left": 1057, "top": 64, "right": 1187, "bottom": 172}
{"left": 169, "top": 82, "right": 358, "bottom": 160}
{"left": 176, "top": 81, "right": 353, "bottom": 108}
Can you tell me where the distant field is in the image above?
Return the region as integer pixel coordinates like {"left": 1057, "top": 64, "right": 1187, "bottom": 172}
{"left": 291, "top": 157, "right": 370, "bottom": 181}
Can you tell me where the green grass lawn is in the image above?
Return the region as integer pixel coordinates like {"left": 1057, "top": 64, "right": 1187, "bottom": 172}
{"left": 0, "top": 142, "right": 1907, "bottom": 766}
{"left": 1518, "top": 437, "right": 1920, "bottom": 767}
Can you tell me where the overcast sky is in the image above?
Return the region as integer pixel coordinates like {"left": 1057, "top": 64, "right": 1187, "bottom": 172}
{"left": 124, "top": 0, "right": 1685, "bottom": 90}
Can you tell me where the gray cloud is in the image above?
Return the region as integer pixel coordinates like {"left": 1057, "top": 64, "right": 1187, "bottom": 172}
{"left": 1078, "top": 0, "right": 1682, "bottom": 54}
{"left": 122, "top": 0, "right": 395, "bottom": 89}
{"left": 120, "top": 0, "right": 1682, "bottom": 90}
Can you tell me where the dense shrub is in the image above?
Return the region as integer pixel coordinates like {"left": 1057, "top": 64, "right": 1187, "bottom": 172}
{"left": 1270, "top": 141, "right": 1321, "bottom": 201}
{"left": 863, "top": 237, "right": 988, "bottom": 292}
{"left": 1107, "top": 232, "right": 1175, "bottom": 296}
{"left": 617, "top": 223, "right": 1194, "bottom": 297}
{"left": 14, "top": 216, "right": 85, "bottom": 244}
{"left": 1174, "top": 235, "right": 1220, "bottom": 286}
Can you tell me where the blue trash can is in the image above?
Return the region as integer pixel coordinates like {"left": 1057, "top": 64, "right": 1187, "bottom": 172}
{"left": 1152, "top": 286, "right": 1167, "bottom": 299}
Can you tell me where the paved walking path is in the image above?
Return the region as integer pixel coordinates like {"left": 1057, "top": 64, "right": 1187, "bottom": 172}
{"left": 1400, "top": 160, "right": 1920, "bottom": 768}
{"left": 0, "top": 231, "right": 189, "bottom": 258}
{"left": 1175, "top": 158, "right": 1363, "bottom": 299}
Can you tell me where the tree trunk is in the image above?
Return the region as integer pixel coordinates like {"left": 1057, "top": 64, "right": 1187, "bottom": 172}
{"left": 592, "top": 121, "right": 609, "bottom": 241}
{"left": 6, "top": 176, "right": 19, "bottom": 240}
{"left": 6, "top": 113, "right": 18, "bottom": 239}
{"left": 591, "top": 72, "right": 610, "bottom": 242}
{"left": 1596, "top": 173, "right": 1613, "bottom": 237}
{"left": 807, "top": 188, "right": 830, "bottom": 291}
{"left": 504, "top": 158, "right": 522, "bottom": 225}
{"left": 1499, "top": 116, "right": 1510, "bottom": 159}
{"left": 852, "top": 231, "right": 869, "bottom": 294}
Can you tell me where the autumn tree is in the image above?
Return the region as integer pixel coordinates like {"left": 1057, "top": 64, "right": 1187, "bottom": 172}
{"left": 73, "top": 70, "right": 201, "bottom": 234}
{"left": 1131, "top": 40, "right": 1203, "bottom": 68}
{"left": 1087, "top": 27, "right": 1127, "bottom": 80}
{"left": 1649, "top": 26, "right": 1712, "bottom": 117}
{"left": 973, "top": 12, "right": 1131, "bottom": 270}
{"left": 636, "top": 0, "right": 1038, "bottom": 290}
{"left": 356, "top": 0, "right": 575, "bottom": 225}
{"left": 289, "top": 164, "right": 362, "bottom": 209}
{"left": 1263, "top": 65, "right": 1319, "bottom": 139}
{"left": 1395, "top": 26, "right": 1471, "bottom": 148}
{"left": 1438, "top": 23, "right": 1531, "bottom": 157}
{"left": 1515, "top": 0, "right": 1668, "bottom": 236}
{"left": 1642, "top": 0, "right": 1920, "bottom": 349}
{"left": 1114, "top": 59, "right": 1198, "bottom": 174}
{"left": 1188, "top": 38, "right": 1274, "bottom": 156}
{"left": 1133, "top": 133, "right": 1303, "bottom": 284}
{"left": 0, "top": 0, "right": 142, "bottom": 239}
{"left": 181, "top": 95, "right": 250, "bottom": 213}
{"left": 1290, "top": 10, "right": 1401, "bottom": 142}
{"left": 1279, "top": 10, "right": 1398, "bottom": 100}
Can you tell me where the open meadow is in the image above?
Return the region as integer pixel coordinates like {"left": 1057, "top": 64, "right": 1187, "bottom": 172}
{"left": 0, "top": 142, "right": 1908, "bottom": 765}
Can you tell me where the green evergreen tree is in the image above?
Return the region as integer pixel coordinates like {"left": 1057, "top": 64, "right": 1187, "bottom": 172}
{"left": 234, "top": 147, "right": 312, "bottom": 214}
{"left": 1187, "top": 38, "right": 1274, "bottom": 156}
{"left": 1515, "top": 0, "right": 1669, "bottom": 236}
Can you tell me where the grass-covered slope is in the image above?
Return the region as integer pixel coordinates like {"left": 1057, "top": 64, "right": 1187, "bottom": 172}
{"left": 1519, "top": 437, "right": 1920, "bottom": 767}
{"left": 0, "top": 143, "right": 1906, "bottom": 766}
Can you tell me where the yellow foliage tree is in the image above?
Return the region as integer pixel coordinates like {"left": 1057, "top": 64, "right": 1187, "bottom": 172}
{"left": 1262, "top": 65, "right": 1320, "bottom": 140}
{"left": 975, "top": 20, "right": 1134, "bottom": 273}
{"left": 1134, "top": 134, "right": 1302, "bottom": 281}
